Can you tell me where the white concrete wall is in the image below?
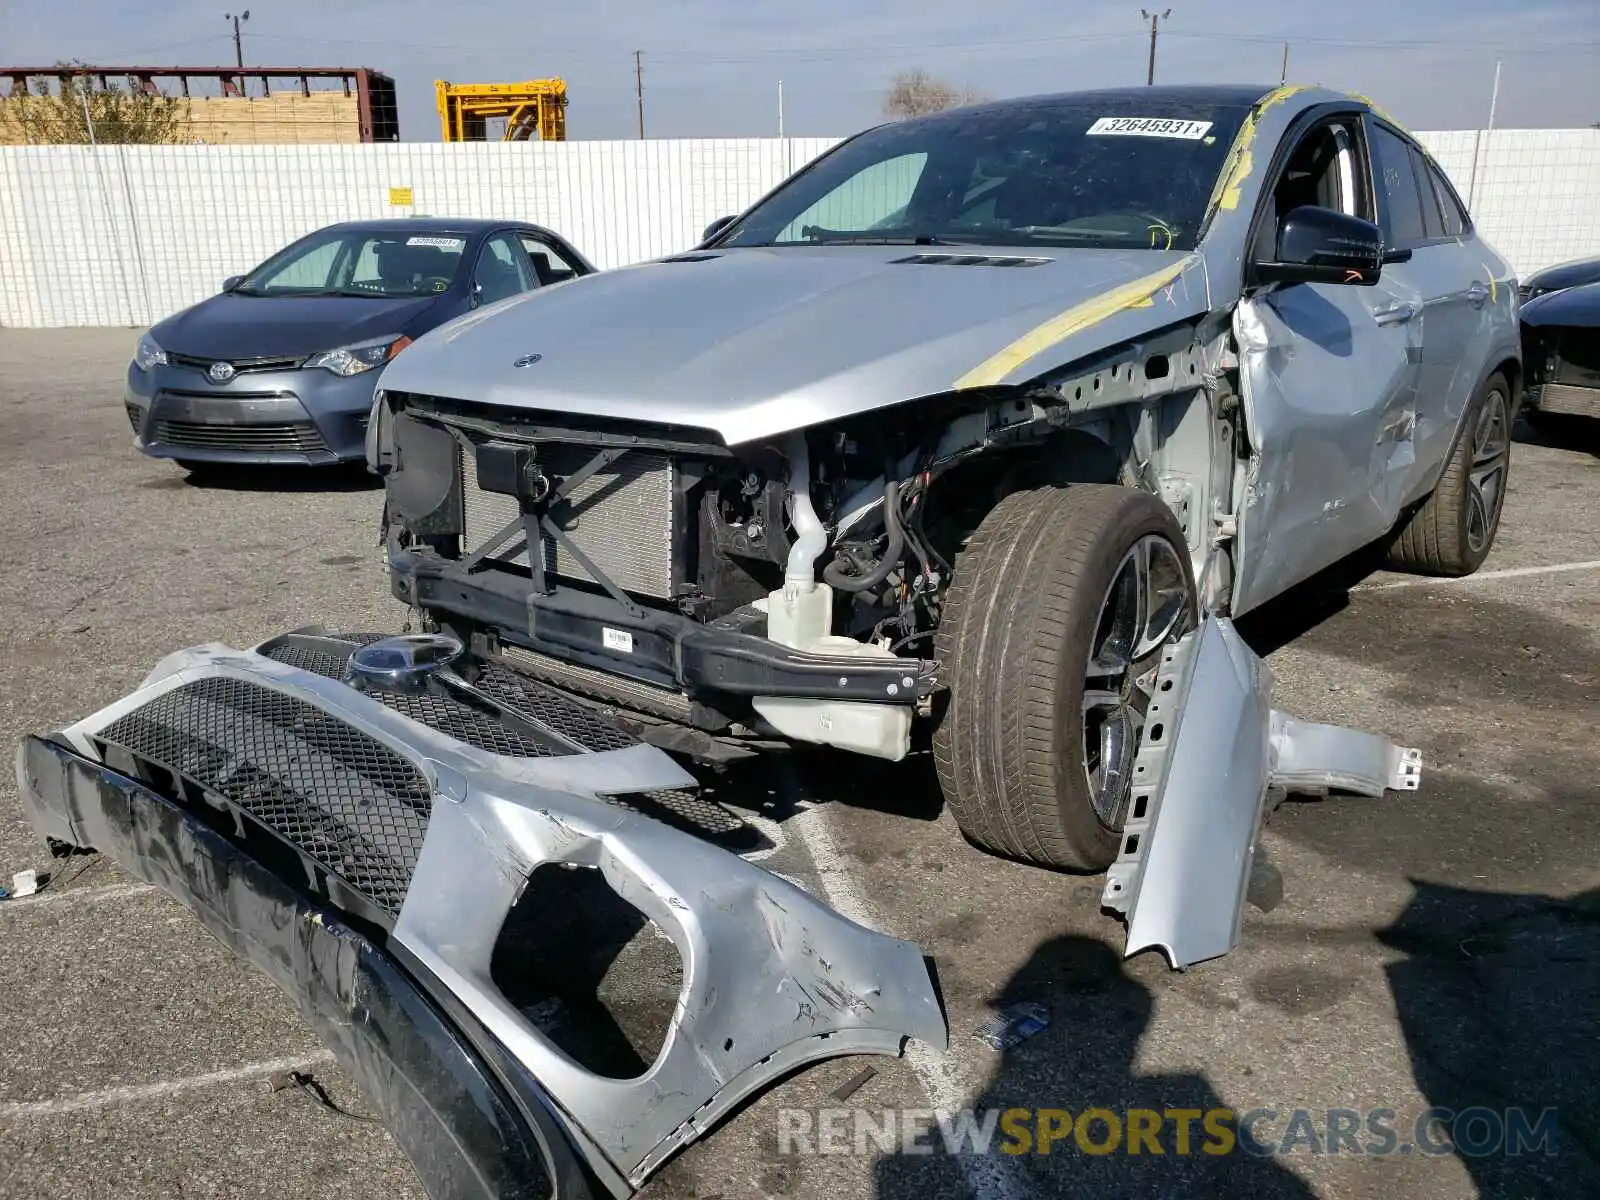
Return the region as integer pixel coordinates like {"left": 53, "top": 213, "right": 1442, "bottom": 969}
{"left": 1, "top": 130, "right": 1596, "bottom": 329}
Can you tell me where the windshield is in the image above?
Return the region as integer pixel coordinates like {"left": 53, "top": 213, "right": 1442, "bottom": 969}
{"left": 720, "top": 97, "right": 1254, "bottom": 252}
{"left": 235, "top": 228, "right": 470, "bottom": 297}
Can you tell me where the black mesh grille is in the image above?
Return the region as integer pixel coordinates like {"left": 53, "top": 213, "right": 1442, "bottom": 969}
{"left": 125, "top": 403, "right": 143, "bottom": 433}
{"left": 256, "top": 635, "right": 560, "bottom": 759}
{"left": 472, "top": 660, "right": 639, "bottom": 754}
{"left": 380, "top": 690, "right": 558, "bottom": 758}
{"left": 262, "top": 640, "right": 357, "bottom": 679}
{"left": 98, "top": 677, "right": 431, "bottom": 916}
{"left": 603, "top": 789, "right": 748, "bottom": 838}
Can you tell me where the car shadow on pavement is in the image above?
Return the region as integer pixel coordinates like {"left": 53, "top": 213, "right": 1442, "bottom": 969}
{"left": 1232, "top": 543, "right": 1390, "bottom": 658}
{"left": 176, "top": 462, "right": 381, "bottom": 492}
{"left": 1514, "top": 412, "right": 1599, "bottom": 458}
{"left": 1377, "top": 879, "right": 1600, "bottom": 1197}
{"left": 870, "top": 933, "right": 1317, "bottom": 1197}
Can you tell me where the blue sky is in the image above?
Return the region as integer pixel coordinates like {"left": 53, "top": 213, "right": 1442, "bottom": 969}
{"left": 5, "top": 0, "right": 1599, "bottom": 139}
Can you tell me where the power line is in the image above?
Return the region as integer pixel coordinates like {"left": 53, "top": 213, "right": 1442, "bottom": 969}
{"left": 228, "top": 27, "right": 1600, "bottom": 62}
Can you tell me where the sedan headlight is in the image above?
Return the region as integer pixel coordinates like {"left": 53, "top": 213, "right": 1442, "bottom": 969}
{"left": 304, "top": 335, "right": 412, "bottom": 377}
{"left": 133, "top": 333, "right": 167, "bottom": 372}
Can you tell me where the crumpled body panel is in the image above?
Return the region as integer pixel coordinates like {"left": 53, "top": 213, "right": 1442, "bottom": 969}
{"left": 34, "top": 644, "right": 949, "bottom": 1195}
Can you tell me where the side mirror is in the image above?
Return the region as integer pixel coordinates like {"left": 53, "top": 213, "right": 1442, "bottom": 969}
{"left": 1253, "top": 205, "right": 1385, "bottom": 287}
{"left": 222, "top": 275, "right": 243, "bottom": 292}
{"left": 700, "top": 215, "right": 736, "bottom": 244}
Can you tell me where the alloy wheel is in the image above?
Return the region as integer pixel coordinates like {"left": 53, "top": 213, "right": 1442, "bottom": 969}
{"left": 1081, "top": 534, "right": 1191, "bottom": 827}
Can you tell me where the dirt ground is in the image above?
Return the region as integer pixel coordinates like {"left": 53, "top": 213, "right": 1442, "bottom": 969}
{"left": 2, "top": 327, "right": 1597, "bottom": 1200}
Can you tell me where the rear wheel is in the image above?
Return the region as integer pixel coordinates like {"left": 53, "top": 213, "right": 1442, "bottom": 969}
{"left": 1386, "top": 372, "right": 1512, "bottom": 575}
{"left": 932, "top": 485, "right": 1196, "bottom": 870}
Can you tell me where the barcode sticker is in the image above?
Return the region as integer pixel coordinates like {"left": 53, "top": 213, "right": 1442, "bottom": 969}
{"left": 406, "top": 236, "right": 465, "bottom": 248}
{"left": 1086, "top": 117, "right": 1213, "bottom": 140}
{"left": 602, "top": 627, "right": 634, "bottom": 654}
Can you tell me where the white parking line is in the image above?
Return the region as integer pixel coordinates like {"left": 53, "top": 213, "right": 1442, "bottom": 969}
{"left": 0, "top": 881, "right": 157, "bottom": 914}
{"left": 789, "top": 805, "right": 1030, "bottom": 1200}
{"left": 1354, "top": 559, "right": 1600, "bottom": 591}
{"left": 0, "top": 1052, "right": 337, "bottom": 1120}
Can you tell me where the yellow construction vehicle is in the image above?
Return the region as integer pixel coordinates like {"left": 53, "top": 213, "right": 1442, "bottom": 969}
{"left": 436, "top": 79, "right": 567, "bottom": 142}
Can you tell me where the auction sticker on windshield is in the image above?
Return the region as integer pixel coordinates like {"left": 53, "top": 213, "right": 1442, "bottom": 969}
{"left": 1087, "top": 117, "right": 1213, "bottom": 139}
{"left": 407, "top": 236, "right": 465, "bottom": 248}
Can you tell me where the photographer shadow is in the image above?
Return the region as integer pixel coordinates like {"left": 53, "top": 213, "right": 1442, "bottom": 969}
{"left": 873, "top": 934, "right": 1316, "bottom": 1198}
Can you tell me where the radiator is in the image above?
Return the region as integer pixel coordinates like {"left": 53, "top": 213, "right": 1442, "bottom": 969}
{"left": 460, "top": 442, "right": 677, "bottom": 599}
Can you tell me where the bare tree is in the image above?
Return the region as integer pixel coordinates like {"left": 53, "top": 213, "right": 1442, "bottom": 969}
{"left": 5, "top": 63, "right": 190, "bottom": 144}
{"left": 883, "top": 69, "right": 991, "bottom": 120}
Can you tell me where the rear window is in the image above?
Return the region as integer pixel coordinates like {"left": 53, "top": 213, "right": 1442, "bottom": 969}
{"left": 1368, "top": 125, "right": 1428, "bottom": 250}
{"left": 722, "top": 97, "right": 1254, "bottom": 252}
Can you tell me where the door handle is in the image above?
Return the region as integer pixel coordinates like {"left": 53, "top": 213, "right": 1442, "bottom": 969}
{"left": 1373, "top": 300, "right": 1419, "bottom": 326}
{"left": 1466, "top": 281, "right": 1490, "bottom": 308}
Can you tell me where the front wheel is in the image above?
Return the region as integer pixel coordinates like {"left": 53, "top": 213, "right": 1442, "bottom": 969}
{"left": 932, "top": 485, "right": 1197, "bottom": 871}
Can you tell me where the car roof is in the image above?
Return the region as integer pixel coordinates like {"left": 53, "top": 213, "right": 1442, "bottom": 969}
{"left": 316, "top": 217, "right": 523, "bottom": 235}
{"left": 917, "top": 84, "right": 1292, "bottom": 119}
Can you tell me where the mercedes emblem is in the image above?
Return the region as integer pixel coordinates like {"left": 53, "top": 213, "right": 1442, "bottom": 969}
{"left": 345, "top": 633, "right": 465, "bottom": 693}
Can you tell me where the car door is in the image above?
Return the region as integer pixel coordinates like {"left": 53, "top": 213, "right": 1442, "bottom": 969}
{"left": 1366, "top": 121, "right": 1486, "bottom": 506}
{"left": 1230, "top": 113, "right": 1425, "bottom": 616}
{"left": 472, "top": 231, "right": 537, "bottom": 306}
{"left": 1415, "top": 140, "right": 1499, "bottom": 501}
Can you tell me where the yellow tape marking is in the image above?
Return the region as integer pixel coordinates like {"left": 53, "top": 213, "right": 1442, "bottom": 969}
{"left": 953, "top": 254, "right": 1199, "bottom": 390}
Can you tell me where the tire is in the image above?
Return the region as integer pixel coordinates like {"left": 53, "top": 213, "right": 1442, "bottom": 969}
{"left": 1386, "top": 372, "right": 1512, "bottom": 576}
{"left": 932, "top": 484, "right": 1197, "bottom": 871}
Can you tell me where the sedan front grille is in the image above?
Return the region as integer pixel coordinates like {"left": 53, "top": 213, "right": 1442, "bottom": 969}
{"left": 461, "top": 443, "right": 677, "bottom": 599}
{"left": 168, "top": 352, "right": 304, "bottom": 374}
{"left": 153, "top": 419, "right": 327, "bottom": 453}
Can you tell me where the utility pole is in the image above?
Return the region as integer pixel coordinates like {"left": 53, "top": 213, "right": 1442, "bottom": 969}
{"left": 634, "top": 50, "right": 645, "bottom": 139}
{"left": 224, "top": 10, "right": 250, "bottom": 70}
{"left": 1140, "top": 9, "right": 1170, "bottom": 86}
{"left": 777, "top": 79, "right": 784, "bottom": 137}
{"left": 1280, "top": 42, "right": 1290, "bottom": 84}
{"left": 1486, "top": 58, "right": 1503, "bottom": 131}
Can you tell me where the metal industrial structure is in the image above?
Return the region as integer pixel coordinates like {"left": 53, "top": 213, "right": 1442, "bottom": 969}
{"left": 436, "top": 79, "right": 568, "bottom": 142}
{"left": 0, "top": 66, "right": 399, "bottom": 142}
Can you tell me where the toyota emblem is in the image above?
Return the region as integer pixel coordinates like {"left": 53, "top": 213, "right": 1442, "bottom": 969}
{"left": 207, "top": 360, "right": 236, "bottom": 383}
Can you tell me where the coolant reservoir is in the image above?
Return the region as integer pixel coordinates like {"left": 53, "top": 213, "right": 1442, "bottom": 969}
{"left": 754, "top": 583, "right": 912, "bottom": 761}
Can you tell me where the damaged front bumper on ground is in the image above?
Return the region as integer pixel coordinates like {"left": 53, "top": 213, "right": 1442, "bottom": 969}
{"left": 15, "top": 619, "right": 1422, "bottom": 1193}
{"left": 15, "top": 631, "right": 948, "bottom": 1198}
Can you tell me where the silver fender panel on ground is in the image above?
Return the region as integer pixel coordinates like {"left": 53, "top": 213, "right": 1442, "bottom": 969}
{"left": 1102, "top": 616, "right": 1422, "bottom": 969}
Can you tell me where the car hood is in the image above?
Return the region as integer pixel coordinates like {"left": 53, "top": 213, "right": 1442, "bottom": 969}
{"left": 151, "top": 292, "right": 443, "bottom": 359}
{"left": 1521, "top": 279, "right": 1600, "bottom": 328}
{"left": 1522, "top": 256, "right": 1600, "bottom": 298}
{"left": 382, "top": 245, "right": 1209, "bottom": 446}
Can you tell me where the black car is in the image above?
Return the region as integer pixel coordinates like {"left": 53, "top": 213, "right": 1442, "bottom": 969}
{"left": 1519, "top": 255, "right": 1600, "bottom": 426}
{"left": 126, "top": 219, "right": 594, "bottom": 470}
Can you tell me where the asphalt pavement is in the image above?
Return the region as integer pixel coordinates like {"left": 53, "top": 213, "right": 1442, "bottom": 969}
{"left": 1, "top": 327, "right": 1596, "bottom": 1200}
